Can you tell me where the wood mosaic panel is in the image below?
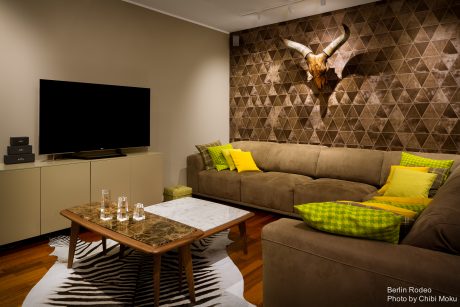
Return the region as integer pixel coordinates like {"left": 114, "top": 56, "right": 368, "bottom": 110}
{"left": 230, "top": 0, "right": 460, "bottom": 153}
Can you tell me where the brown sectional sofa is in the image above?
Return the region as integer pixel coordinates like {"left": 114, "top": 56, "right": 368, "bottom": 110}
{"left": 187, "top": 141, "right": 460, "bottom": 306}
{"left": 187, "top": 141, "right": 459, "bottom": 216}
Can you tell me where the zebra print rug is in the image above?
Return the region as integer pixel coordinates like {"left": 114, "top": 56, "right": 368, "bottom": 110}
{"left": 23, "top": 231, "right": 253, "bottom": 306}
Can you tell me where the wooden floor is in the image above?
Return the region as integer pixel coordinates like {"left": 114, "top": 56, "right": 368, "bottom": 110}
{"left": 0, "top": 209, "right": 279, "bottom": 307}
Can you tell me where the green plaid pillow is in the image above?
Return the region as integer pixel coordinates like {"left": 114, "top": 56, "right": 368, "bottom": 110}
{"left": 295, "top": 202, "right": 403, "bottom": 244}
{"left": 207, "top": 144, "right": 233, "bottom": 171}
{"left": 428, "top": 167, "right": 450, "bottom": 197}
{"left": 400, "top": 152, "right": 454, "bottom": 169}
{"left": 195, "top": 140, "right": 221, "bottom": 170}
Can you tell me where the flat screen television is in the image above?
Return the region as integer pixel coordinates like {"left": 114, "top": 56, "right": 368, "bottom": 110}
{"left": 39, "top": 79, "right": 150, "bottom": 156}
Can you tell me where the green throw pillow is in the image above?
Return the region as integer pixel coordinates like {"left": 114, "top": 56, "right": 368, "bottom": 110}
{"left": 207, "top": 144, "right": 233, "bottom": 171}
{"left": 295, "top": 202, "right": 402, "bottom": 244}
{"left": 384, "top": 168, "right": 437, "bottom": 198}
{"left": 195, "top": 140, "right": 221, "bottom": 170}
{"left": 400, "top": 152, "right": 454, "bottom": 170}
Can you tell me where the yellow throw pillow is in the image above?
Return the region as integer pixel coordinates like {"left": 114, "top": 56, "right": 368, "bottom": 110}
{"left": 372, "top": 196, "right": 432, "bottom": 206}
{"left": 384, "top": 168, "right": 437, "bottom": 198}
{"left": 230, "top": 151, "right": 261, "bottom": 173}
{"left": 222, "top": 148, "right": 241, "bottom": 171}
{"left": 378, "top": 166, "right": 429, "bottom": 194}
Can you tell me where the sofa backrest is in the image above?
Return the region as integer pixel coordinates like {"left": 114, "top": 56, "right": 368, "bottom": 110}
{"left": 232, "top": 141, "right": 321, "bottom": 178}
{"left": 231, "top": 141, "right": 278, "bottom": 171}
{"left": 316, "top": 147, "right": 384, "bottom": 186}
{"left": 231, "top": 141, "right": 460, "bottom": 187}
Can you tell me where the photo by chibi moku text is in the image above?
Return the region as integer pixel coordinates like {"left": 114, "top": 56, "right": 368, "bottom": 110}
{"left": 387, "top": 287, "right": 458, "bottom": 304}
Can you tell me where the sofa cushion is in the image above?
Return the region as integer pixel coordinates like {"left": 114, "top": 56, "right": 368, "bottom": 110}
{"left": 207, "top": 143, "right": 233, "bottom": 171}
{"left": 261, "top": 143, "right": 321, "bottom": 177}
{"left": 294, "top": 178, "right": 377, "bottom": 205}
{"left": 383, "top": 168, "right": 437, "bottom": 198}
{"left": 400, "top": 152, "right": 455, "bottom": 170}
{"left": 231, "top": 151, "right": 261, "bottom": 172}
{"left": 380, "top": 151, "right": 460, "bottom": 186}
{"left": 222, "top": 148, "right": 241, "bottom": 171}
{"left": 232, "top": 141, "right": 321, "bottom": 177}
{"left": 378, "top": 165, "right": 429, "bottom": 194}
{"left": 295, "top": 202, "right": 403, "bottom": 243}
{"left": 402, "top": 167, "right": 460, "bottom": 255}
{"left": 316, "top": 147, "right": 384, "bottom": 186}
{"left": 195, "top": 140, "right": 221, "bottom": 170}
{"left": 231, "top": 141, "right": 276, "bottom": 171}
{"left": 429, "top": 167, "right": 451, "bottom": 197}
{"left": 241, "top": 172, "right": 312, "bottom": 213}
{"left": 198, "top": 170, "right": 258, "bottom": 202}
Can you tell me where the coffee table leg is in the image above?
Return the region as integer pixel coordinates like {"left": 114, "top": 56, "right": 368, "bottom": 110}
{"left": 102, "top": 237, "right": 107, "bottom": 254}
{"left": 119, "top": 244, "right": 126, "bottom": 259}
{"left": 238, "top": 221, "right": 248, "bottom": 255}
{"left": 153, "top": 254, "right": 161, "bottom": 307}
{"left": 179, "top": 245, "right": 196, "bottom": 303}
{"left": 178, "top": 250, "right": 183, "bottom": 291}
{"left": 68, "top": 221, "right": 80, "bottom": 268}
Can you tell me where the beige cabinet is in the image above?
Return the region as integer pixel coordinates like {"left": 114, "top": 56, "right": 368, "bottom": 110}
{"left": 90, "top": 158, "right": 131, "bottom": 203}
{"left": 131, "top": 153, "right": 163, "bottom": 205}
{"left": 0, "top": 168, "right": 40, "bottom": 245}
{"left": 41, "top": 162, "right": 90, "bottom": 234}
{"left": 90, "top": 153, "right": 163, "bottom": 206}
{"left": 0, "top": 152, "right": 162, "bottom": 244}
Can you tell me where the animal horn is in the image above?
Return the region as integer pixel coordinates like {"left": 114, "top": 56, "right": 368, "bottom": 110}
{"left": 322, "top": 24, "right": 350, "bottom": 57}
{"left": 282, "top": 38, "right": 313, "bottom": 58}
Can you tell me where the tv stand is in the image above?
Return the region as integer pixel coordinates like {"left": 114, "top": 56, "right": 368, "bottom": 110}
{"left": 0, "top": 152, "right": 163, "bottom": 245}
{"left": 68, "top": 149, "right": 126, "bottom": 160}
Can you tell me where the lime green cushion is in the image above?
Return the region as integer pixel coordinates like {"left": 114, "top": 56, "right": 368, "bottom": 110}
{"left": 207, "top": 144, "right": 233, "bottom": 171}
{"left": 384, "top": 168, "right": 437, "bottom": 198}
{"left": 400, "top": 152, "right": 454, "bottom": 170}
{"left": 295, "top": 202, "right": 402, "bottom": 244}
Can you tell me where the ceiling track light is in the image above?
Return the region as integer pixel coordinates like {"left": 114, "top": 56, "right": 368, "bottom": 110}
{"left": 241, "top": 0, "right": 305, "bottom": 17}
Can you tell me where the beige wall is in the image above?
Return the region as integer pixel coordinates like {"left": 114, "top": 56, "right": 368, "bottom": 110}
{"left": 0, "top": 0, "right": 229, "bottom": 186}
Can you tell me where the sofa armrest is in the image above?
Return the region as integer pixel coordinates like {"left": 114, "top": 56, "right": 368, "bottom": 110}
{"left": 187, "top": 153, "right": 204, "bottom": 192}
{"left": 262, "top": 218, "right": 460, "bottom": 307}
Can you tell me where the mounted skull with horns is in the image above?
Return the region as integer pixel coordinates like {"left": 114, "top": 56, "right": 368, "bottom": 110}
{"left": 283, "top": 24, "right": 350, "bottom": 89}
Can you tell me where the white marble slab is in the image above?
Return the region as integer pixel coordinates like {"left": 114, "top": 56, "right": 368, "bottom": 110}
{"left": 145, "top": 197, "right": 251, "bottom": 232}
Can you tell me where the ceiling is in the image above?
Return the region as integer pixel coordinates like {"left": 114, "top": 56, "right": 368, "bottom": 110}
{"left": 123, "top": 0, "right": 378, "bottom": 33}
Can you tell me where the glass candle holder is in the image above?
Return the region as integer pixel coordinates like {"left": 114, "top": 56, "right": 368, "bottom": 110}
{"left": 133, "top": 203, "right": 145, "bottom": 221}
{"left": 117, "top": 196, "right": 129, "bottom": 222}
{"left": 100, "top": 189, "right": 112, "bottom": 221}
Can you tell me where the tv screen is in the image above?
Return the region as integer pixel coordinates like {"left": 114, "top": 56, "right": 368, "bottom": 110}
{"left": 39, "top": 79, "right": 150, "bottom": 155}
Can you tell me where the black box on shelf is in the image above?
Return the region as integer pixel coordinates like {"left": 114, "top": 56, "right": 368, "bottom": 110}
{"left": 7, "top": 145, "right": 33, "bottom": 155}
{"left": 10, "top": 136, "right": 29, "bottom": 146}
{"left": 4, "top": 153, "right": 35, "bottom": 164}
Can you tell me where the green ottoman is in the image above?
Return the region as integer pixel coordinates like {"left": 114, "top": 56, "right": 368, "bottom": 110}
{"left": 163, "top": 185, "right": 193, "bottom": 201}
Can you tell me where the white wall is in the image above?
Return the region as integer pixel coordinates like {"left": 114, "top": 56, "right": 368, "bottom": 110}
{"left": 0, "top": 0, "right": 229, "bottom": 186}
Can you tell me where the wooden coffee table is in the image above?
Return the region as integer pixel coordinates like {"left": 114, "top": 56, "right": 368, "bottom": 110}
{"left": 61, "top": 203, "right": 204, "bottom": 307}
{"left": 145, "top": 197, "right": 255, "bottom": 254}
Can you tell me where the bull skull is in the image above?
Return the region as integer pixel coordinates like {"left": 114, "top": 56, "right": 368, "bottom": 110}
{"left": 283, "top": 24, "right": 350, "bottom": 89}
